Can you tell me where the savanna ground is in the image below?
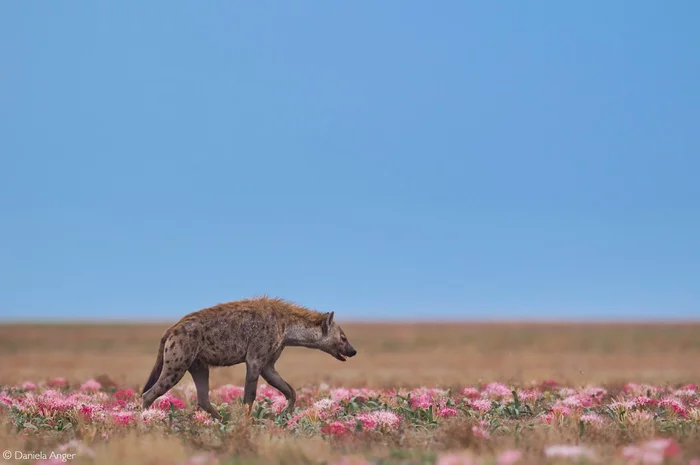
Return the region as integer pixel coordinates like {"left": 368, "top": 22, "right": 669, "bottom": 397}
{"left": 1, "top": 322, "right": 699, "bottom": 465}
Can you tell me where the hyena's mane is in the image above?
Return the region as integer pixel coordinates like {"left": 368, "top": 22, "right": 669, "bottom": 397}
{"left": 219, "top": 295, "right": 328, "bottom": 324}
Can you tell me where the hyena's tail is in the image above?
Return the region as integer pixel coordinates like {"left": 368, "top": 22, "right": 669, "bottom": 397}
{"left": 141, "top": 330, "right": 170, "bottom": 395}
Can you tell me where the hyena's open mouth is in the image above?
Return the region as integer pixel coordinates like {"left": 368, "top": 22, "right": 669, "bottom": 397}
{"left": 335, "top": 347, "right": 357, "bottom": 362}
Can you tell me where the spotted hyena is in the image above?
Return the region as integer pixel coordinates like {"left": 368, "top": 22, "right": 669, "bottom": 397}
{"left": 140, "top": 296, "right": 357, "bottom": 419}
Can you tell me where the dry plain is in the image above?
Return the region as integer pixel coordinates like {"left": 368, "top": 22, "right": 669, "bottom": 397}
{"left": 1, "top": 322, "right": 698, "bottom": 388}
{"left": 0, "top": 321, "right": 699, "bottom": 465}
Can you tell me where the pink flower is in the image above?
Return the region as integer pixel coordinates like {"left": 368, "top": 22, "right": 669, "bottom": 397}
{"left": 461, "top": 387, "right": 481, "bottom": 400}
{"left": 286, "top": 410, "right": 307, "bottom": 428}
{"left": 659, "top": 397, "right": 687, "bottom": 417}
{"left": 78, "top": 403, "right": 103, "bottom": 419}
{"left": 154, "top": 393, "right": 186, "bottom": 410}
{"left": 330, "top": 388, "right": 353, "bottom": 402}
{"left": 581, "top": 386, "right": 607, "bottom": 399}
{"left": 562, "top": 395, "right": 588, "bottom": 409}
{"left": 114, "top": 389, "right": 136, "bottom": 404}
{"left": 68, "top": 392, "right": 95, "bottom": 404}
{"left": 22, "top": 381, "right": 38, "bottom": 391}
{"left": 580, "top": 413, "right": 605, "bottom": 428}
{"left": 141, "top": 409, "right": 167, "bottom": 424}
{"left": 544, "top": 445, "right": 596, "bottom": 460}
{"left": 436, "top": 452, "right": 476, "bottom": 465}
{"left": 409, "top": 393, "right": 432, "bottom": 409}
{"left": 623, "top": 383, "right": 643, "bottom": 394}
{"left": 497, "top": 449, "right": 522, "bottom": 465}
{"left": 470, "top": 399, "right": 492, "bottom": 413}
{"left": 516, "top": 389, "right": 541, "bottom": 402}
{"left": 80, "top": 379, "right": 101, "bottom": 393}
{"left": 311, "top": 398, "right": 341, "bottom": 419}
{"left": 609, "top": 400, "right": 636, "bottom": 411}
{"left": 330, "top": 388, "right": 377, "bottom": 403}
{"left": 313, "top": 398, "right": 339, "bottom": 410}
{"left": 258, "top": 384, "right": 283, "bottom": 400}
{"left": 484, "top": 382, "right": 513, "bottom": 399}
{"left": 633, "top": 396, "right": 657, "bottom": 408}
{"left": 355, "top": 410, "right": 400, "bottom": 430}
{"left": 329, "top": 456, "right": 373, "bottom": 465}
{"left": 437, "top": 407, "right": 458, "bottom": 417}
{"left": 213, "top": 385, "right": 244, "bottom": 403}
{"left": 410, "top": 387, "right": 447, "bottom": 399}
{"left": 622, "top": 438, "right": 681, "bottom": 465}
{"left": 322, "top": 421, "right": 353, "bottom": 437}
{"left": 112, "top": 410, "right": 134, "bottom": 425}
{"left": 271, "top": 396, "right": 289, "bottom": 414}
{"left": 624, "top": 383, "right": 659, "bottom": 397}
{"left": 641, "top": 439, "right": 680, "bottom": 457}
{"left": 193, "top": 410, "right": 212, "bottom": 425}
{"left": 184, "top": 453, "right": 219, "bottom": 465}
{"left": 37, "top": 390, "right": 75, "bottom": 414}
{"left": 354, "top": 388, "right": 380, "bottom": 402}
{"left": 47, "top": 377, "right": 68, "bottom": 389}
{"left": 551, "top": 404, "right": 573, "bottom": 417}
{"left": 539, "top": 379, "right": 560, "bottom": 388}
{"left": 558, "top": 388, "right": 577, "bottom": 398}
{"left": 673, "top": 388, "right": 697, "bottom": 400}
{"left": 14, "top": 395, "right": 35, "bottom": 411}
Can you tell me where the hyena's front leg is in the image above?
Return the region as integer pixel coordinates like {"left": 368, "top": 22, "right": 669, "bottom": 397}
{"left": 261, "top": 364, "right": 296, "bottom": 414}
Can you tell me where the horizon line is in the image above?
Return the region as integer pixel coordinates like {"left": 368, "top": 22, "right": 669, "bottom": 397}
{"left": 1, "top": 317, "right": 698, "bottom": 325}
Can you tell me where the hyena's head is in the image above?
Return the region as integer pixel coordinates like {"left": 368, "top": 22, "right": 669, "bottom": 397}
{"left": 317, "top": 311, "right": 357, "bottom": 362}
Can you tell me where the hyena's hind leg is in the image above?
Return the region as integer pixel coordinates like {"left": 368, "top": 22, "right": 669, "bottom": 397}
{"left": 188, "top": 359, "right": 221, "bottom": 420}
{"left": 142, "top": 335, "right": 198, "bottom": 410}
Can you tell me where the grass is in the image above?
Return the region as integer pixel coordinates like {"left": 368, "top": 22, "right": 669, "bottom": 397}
{"left": 0, "top": 322, "right": 699, "bottom": 464}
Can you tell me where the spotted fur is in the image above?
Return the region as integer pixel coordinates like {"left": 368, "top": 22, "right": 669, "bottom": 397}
{"left": 140, "top": 296, "right": 357, "bottom": 419}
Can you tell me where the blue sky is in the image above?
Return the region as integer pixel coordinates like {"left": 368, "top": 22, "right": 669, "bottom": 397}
{"left": 1, "top": 1, "right": 698, "bottom": 322}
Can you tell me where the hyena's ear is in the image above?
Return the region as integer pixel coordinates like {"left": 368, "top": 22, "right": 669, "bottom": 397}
{"left": 321, "top": 311, "right": 335, "bottom": 334}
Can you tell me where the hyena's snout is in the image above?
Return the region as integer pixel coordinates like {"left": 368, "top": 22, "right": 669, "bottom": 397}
{"left": 333, "top": 340, "right": 357, "bottom": 362}
{"left": 343, "top": 343, "right": 357, "bottom": 358}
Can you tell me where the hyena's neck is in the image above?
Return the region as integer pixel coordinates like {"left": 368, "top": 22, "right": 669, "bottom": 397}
{"left": 283, "top": 321, "right": 321, "bottom": 348}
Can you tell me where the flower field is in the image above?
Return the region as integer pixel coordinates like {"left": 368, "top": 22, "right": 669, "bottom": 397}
{"left": 1, "top": 377, "right": 699, "bottom": 465}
